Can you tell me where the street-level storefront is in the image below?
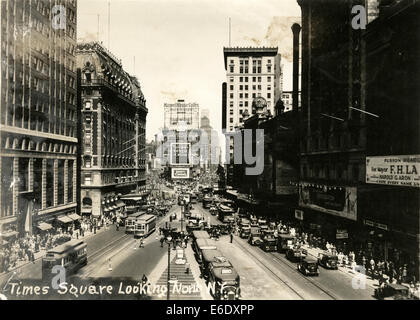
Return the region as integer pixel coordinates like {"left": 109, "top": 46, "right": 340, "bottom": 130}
{"left": 297, "top": 182, "right": 359, "bottom": 250}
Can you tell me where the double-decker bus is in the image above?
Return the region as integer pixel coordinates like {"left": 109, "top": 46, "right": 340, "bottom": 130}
{"left": 134, "top": 214, "right": 156, "bottom": 238}
{"left": 125, "top": 212, "right": 145, "bottom": 233}
{"left": 42, "top": 240, "right": 87, "bottom": 279}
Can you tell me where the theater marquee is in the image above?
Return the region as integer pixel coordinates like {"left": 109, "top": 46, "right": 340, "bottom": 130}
{"left": 366, "top": 155, "right": 420, "bottom": 188}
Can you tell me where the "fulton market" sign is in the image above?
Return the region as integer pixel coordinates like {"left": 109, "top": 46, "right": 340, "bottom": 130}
{"left": 366, "top": 155, "right": 420, "bottom": 188}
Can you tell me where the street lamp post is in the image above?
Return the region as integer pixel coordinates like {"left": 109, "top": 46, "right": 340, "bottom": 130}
{"left": 164, "top": 232, "right": 173, "bottom": 300}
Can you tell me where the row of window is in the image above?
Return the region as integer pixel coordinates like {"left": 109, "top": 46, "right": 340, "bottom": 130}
{"left": 230, "top": 84, "right": 272, "bottom": 91}
{"left": 229, "top": 92, "right": 272, "bottom": 99}
{"left": 229, "top": 66, "right": 272, "bottom": 74}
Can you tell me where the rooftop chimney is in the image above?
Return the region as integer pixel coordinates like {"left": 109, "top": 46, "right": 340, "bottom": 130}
{"left": 291, "top": 23, "right": 301, "bottom": 114}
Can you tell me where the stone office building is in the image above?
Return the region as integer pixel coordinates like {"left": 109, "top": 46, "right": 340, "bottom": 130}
{"left": 0, "top": 0, "right": 79, "bottom": 241}
{"left": 77, "top": 42, "right": 147, "bottom": 219}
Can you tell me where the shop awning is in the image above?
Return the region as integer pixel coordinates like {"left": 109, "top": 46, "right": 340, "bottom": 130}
{"left": 103, "top": 207, "right": 110, "bottom": 212}
{"left": 226, "top": 190, "right": 239, "bottom": 197}
{"left": 68, "top": 213, "right": 81, "bottom": 221}
{"left": 1, "top": 231, "right": 18, "bottom": 238}
{"left": 81, "top": 208, "right": 92, "bottom": 214}
{"left": 37, "top": 222, "right": 53, "bottom": 231}
{"left": 56, "top": 215, "right": 73, "bottom": 224}
{"left": 110, "top": 205, "right": 118, "bottom": 210}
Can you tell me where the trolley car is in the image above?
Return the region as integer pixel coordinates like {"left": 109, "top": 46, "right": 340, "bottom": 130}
{"left": 134, "top": 214, "right": 156, "bottom": 238}
{"left": 42, "top": 240, "right": 87, "bottom": 280}
{"left": 125, "top": 212, "right": 145, "bottom": 233}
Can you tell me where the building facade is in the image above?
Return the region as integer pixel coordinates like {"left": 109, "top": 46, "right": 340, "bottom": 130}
{"left": 222, "top": 47, "right": 282, "bottom": 133}
{"left": 77, "top": 41, "right": 147, "bottom": 219}
{"left": 297, "top": 0, "right": 420, "bottom": 277}
{"left": 1, "top": 0, "right": 79, "bottom": 240}
{"left": 160, "top": 100, "right": 200, "bottom": 181}
{"left": 281, "top": 91, "right": 301, "bottom": 113}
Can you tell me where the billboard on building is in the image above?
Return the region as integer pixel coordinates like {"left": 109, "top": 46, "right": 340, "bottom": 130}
{"left": 171, "top": 168, "right": 190, "bottom": 179}
{"left": 298, "top": 183, "right": 357, "bottom": 221}
{"left": 366, "top": 155, "right": 420, "bottom": 188}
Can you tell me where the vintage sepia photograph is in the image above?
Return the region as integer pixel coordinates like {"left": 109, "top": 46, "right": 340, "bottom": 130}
{"left": 0, "top": 0, "right": 419, "bottom": 306}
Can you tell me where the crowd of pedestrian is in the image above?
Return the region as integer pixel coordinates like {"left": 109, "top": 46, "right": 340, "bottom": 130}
{"left": 258, "top": 218, "right": 420, "bottom": 290}
{"left": 0, "top": 231, "right": 72, "bottom": 274}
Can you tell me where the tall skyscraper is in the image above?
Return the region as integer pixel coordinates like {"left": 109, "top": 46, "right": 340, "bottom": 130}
{"left": 222, "top": 47, "right": 282, "bottom": 133}
{"left": 0, "top": 0, "right": 78, "bottom": 238}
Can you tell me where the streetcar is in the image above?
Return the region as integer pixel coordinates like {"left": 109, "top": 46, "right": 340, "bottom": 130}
{"left": 134, "top": 214, "right": 157, "bottom": 238}
{"left": 125, "top": 212, "right": 145, "bottom": 233}
{"left": 42, "top": 240, "right": 87, "bottom": 280}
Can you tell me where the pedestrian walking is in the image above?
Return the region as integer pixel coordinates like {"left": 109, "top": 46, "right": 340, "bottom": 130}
{"left": 230, "top": 233, "right": 233, "bottom": 243}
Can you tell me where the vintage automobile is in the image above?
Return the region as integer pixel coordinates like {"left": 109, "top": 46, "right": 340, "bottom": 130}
{"left": 297, "top": 257, "right": 319, "bottom": 276}
{"left": 317, "top": 252, "right": 339, "bottom": 270}
{"left": 207, "top": 256, "right": 241, "bottom": 300}
{"left": 209, "top": 205, "right": 218, "bottom": 216}
{"left": 248, "top": 227, "right": 262, "bottom": 246}
{"left": 186, "top": 221, "right": 202, "bottom": 235}
{"left": 286, "top": 246, "right": 308, "bottom": 262}
{"left": 259, "top": 230, "right": 277, "bottom": 252}
{"left": 239, "top": 221, "right": 251, "bottom": 239}
{"left": 250, "top": 217, "right": 258, "bottom": 228}
{"left": 374, "top": 283, "right": 416, "bottom": 300}
{"left": 277, "top": 234, "right": 296, "bottom": 253}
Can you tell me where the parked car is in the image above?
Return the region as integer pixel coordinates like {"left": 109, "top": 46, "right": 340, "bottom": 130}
{"left": 286, "top": 246, "right": 308, "bottom": 262}
{"left": 297, "top": 257, "right": 319, "bottom": 276}
{"left": 248, "top": 227, "right": 262, "bottom": 246}
{"left": 374, "top": 283, "right": 416, "bottom": 300}
{"left": 317, "top": 252, "right": 338, "bottom": 270}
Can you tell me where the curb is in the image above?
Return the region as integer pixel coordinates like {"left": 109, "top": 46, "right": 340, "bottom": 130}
{"left": 304, "top": 247, "right": 377, "bottom": 289}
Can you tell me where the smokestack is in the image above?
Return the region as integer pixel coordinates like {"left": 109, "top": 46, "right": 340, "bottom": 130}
{"left": 291, "top": 23, "right": 301, "bottom": 114}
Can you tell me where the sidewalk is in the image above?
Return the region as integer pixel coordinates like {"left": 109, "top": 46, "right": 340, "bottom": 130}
{"left": 302, "top": 244, "right": 378, "bottom": 289}
{"left": 0, "top": 225, "right": 110, "bottom": 277}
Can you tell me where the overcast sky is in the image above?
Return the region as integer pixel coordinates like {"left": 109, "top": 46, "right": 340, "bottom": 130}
{"left": 77, "top": 0, "right": 301, "bottom": 141}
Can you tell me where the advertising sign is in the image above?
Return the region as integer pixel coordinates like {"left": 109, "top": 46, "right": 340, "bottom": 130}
{"left": 171, "top": 168, "right": 190, "bottom": 179}
{"left": 336, "top": 229, "right": 348, "bottom": 239}
{"left": 298, "top": 183, "right": 357, "bottom": 221}
{"left": 366, "top": 155, "right": 420, "bottom": 188}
